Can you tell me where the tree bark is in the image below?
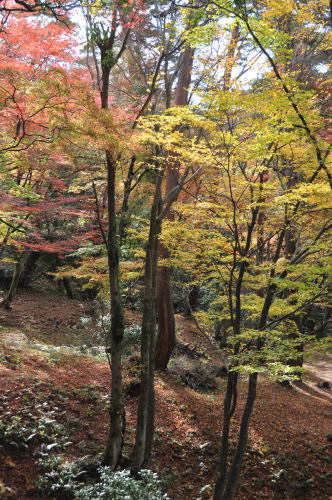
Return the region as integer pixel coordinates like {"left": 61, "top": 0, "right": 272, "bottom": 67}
{"left": 218, "top": 373, "right": 258, "bottom": 500}
{"left": 213, "top": 371, "right": 238, "bottom": 500}
{"left": 119, "top": 156, "right": 136, "bottom": 245}
{"left": 184, "top": 284, "right": 199, "bottom": 317}
{"left": 96, "top": 15, "right": 129, "bottom": 467}
{"left": 131, "top": 168, "right": 163, "bottom": 474}
{"left": 155, "top": 43, "right": 195, "bottom": 370}
{"left": 155, "top": 252, "right": 176, "bottom": 370}
{"left": 0, "top": 256, "right": 22, "bottom": 310}
{"left": 223, "top": 22, "right": 240, "bottom": 91}
{"left": 102, "top": 151, "right": 126, "bottom": 468}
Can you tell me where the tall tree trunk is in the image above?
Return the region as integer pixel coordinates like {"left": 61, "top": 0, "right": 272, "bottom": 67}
{"left": 119, "top": 156, "right": 136, "bottom": 245}
{"left": 102, "top": 151, "right": 126, "bottom": 468}
{"left": 284, "top": 172, "right": 303, "bottom": 377}
{"left": 1, "top": 255, "right": 23, "bottom": 310}
{"left": 98, "top": 31, "right": 126, "bottom": 466}
{"left": 217, "top": 373, "right": 258, "bottom": 500}
{"left": 155, "top": 43, "right": 195, "bottom": 370}
{"left": 223, "top": 22, "right": 240, "bottom": 91}
{"left": 131, "top": 169, "right": 163, "bottom": 474}
{"left": 155, "top": 252, "right": 176, "bottom": 370}
{"left": 214, "top": 231, "right": 286, "bottom": 499}
{"left": 213, "top": 371, "right": 238, "bottom": 499}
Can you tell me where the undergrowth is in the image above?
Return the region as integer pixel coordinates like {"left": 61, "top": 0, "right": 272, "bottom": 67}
{"left": 0, "top": 387, "right": 168, "bottom": 499}
{"left": 38, "top": 457, "right": 169, "bottom": 500}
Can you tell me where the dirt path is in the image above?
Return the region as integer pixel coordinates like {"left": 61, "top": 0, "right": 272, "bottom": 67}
{"left": 305, "top": 357, "right": 332, "bottom": 384}
{"left": 299, "top": 355, "right": 332, "bottom": 404}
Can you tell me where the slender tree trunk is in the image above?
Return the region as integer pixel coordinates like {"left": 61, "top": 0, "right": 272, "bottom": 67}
{"left": 84, "top": 7, "right": 131, "bottom": 468}
{"left": 184, "top": 284, "right": 199, "bottom": 317}
{"left": 100, "top": 50, "right": 125, "bottom": 468}
{"left": 218, "top": 373, "right": 258, "bottom": 500}
{"left": 155, "top": 43, "right": 195, "bottom": 370}
{"left": 62, "top": 277, "right": 74, "bottom": 299}
{"left": 223, "top": 22, "right": 240, "bottom": 91}
{"left": 213, "top": 371, "right": 238, "bottom": 499}
{"left": 1, "top": 256, "right": 23, "bottom": 310}
{"left": 103, "top": 151, "right": 126, "bottom": 468}
{"left": 131, "top": 169, "right": 163, "bottom": 474}
{"left": 214, "top": 232, "right": 284, "bottom": 499}
{"left": 119, "top": 156, "right": 136, "bottom": 245}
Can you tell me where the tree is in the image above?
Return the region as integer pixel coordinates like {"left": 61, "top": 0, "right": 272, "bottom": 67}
{"left": 81, "top": 0, "right": 150, "bottom": 468}
{"left": 0, "top": 1, "right": 330, "bottom": 496}
{"left": 131, "top": 107, "right": 205, "bottom": 473}
{"left": 160, "top": 6, "right": 330, "bottom": 499}
{"left": 0, "top": 16, "right": 90, "bottom": 307}
{"left": 162, "top": 91, "right": 331, "bottom": 499}
{"left": 155, "top": 41, "right": 195, "bottom": 370}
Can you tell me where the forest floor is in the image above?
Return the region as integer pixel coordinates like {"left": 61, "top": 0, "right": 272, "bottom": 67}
{"left": 0, "top": 289, "right": 331, "bottom": 500}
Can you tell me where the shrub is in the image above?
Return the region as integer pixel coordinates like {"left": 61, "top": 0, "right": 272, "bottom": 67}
{"left": 38, "top": 457, "right": 168, "bottom": 500}
{"left": 0, "top": 411, "right": 66, "bottom": 450}
{"left": 74, "top": 468, "right": 168, "bottom": 500}
{"left": 37, "top": 455, "right": 90, "bottom": 495}
{"left": 97, "top": 312, "right": 141, "bottom": 357}
{"left": 168, "top": 356, "right": 218, "bottom": 392}
{"left": 122, "top": 325, "right": 141, "bottom": 357}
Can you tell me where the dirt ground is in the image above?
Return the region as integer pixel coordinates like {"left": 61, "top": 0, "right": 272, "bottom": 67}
{"left": 0, "top": 289, "right": 331, "bottom": 499}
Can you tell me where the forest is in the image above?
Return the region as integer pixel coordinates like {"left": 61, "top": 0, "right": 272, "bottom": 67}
{"left": 0, "top": 0, "right": 331, "bottom": 499}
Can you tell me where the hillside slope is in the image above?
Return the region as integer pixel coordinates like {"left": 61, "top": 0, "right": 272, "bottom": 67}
{"left": 0, "top": 290, "right": 331, "bottom": 499}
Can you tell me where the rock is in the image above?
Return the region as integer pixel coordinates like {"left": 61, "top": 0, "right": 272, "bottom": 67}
{"left": 214, "top": 365, "right": 228, "bottom": 378}
{"left": 0, "top": 481, "right": 14, "bottom": 498}
{"left": 278, "top": 380, "right": 293, "bottom": 388}
{"left": 79, "top": 459, "right": 100, "bottom": 479}
{"left": 199, "top": 441, "right": 211, "bottom": 450}
{"left": 77, "top": 440, "right": 88, "bottom": 450}
{"left": 316, "top": 381, "right": 330, "bottom": 389}
{"left": 124, "top": 380, "right": 141, "bottom": 397}
{"left": 2, "top": 330, "right": 28, "bottom": 347}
